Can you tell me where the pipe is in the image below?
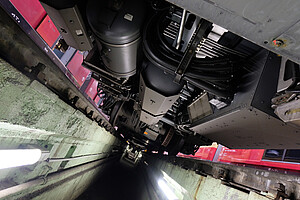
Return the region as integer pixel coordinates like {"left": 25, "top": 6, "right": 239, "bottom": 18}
{"left": 0, "top": 155, "right": 119, "bottom": 199}
{"left": 47, "top": 152, "right": 111, "bottom": 162}
{"left": 176, "top": 9, "right": 187, "bottom": 50}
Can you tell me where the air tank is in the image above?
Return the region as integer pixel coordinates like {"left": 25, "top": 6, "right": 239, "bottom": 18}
{"left": 86, "top": 0, "right": 146, "bottom": 78}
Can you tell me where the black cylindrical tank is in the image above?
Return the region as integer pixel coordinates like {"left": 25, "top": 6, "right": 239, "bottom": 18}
{"left": 142, "top": 62, "right": 184, "bottom": 96}
{"left": 86, "top": 0, "right": 146, "bottom": 78}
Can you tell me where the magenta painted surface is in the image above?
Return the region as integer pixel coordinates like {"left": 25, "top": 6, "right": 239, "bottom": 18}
{"left": 85, "top": 79, "right": 98, "bottom": 100}
{"left": 178, "top": 147, "right": 217, "bottom": 161}
{"left": 66, "top": 51, "right": 91, "bottom": 87}
{"left": 218, "top": 147, "right": 300, "bottom": 170}
{"left": 10, "top": 0, "right": 46, "bottom": 29}
{"left": 178, "top": 147, "right": 300, "bottom": 171}
{"left": 194, "top": 147, "right": 217, "bottom": 161}
{"left": 217, "top": 148, "right": 264, "bottom": 163}
{"left": 36, "top": 15, "right": 60, "bottom": 47}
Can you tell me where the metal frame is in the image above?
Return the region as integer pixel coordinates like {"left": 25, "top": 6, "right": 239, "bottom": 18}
{"left": 166, "top": 0, "right": 300, "bottom": 65}
{"left": 174, "top": 19, "right": 211, "bottom": 83}
{"left": 191, "top": 51, "right": 300, "bottom": 149}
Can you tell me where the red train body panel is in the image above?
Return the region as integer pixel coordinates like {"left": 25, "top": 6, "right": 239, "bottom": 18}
{"left": 217, "top": 148, "right": 265, "bottom": 163}
{"left": 11, "top": 0, "right": 59, "bottom": 47}
{"left": 196, "top": 146, "right": 217, "bottom": 161}
{"left": 85, "top": 78, "right": 98, "bottom": 100}
{"left": 177, "top": 147, "right": 217, "bottom": 161}
{"left": 218, "top": 147, "right": 300, "bottom": 171}
{"left": 10, "top": 0, "right": 46, "bottom": 29}
{"left": 179, "top": 146, "right": 300, "bottom": 171}
{"left": 66, "top": 51, "right": 90, "bottom": 87}
{"left": 36, "top": 15, "right": 60, "bottom": 47}
{"left": 10, "top": 0, "right": 102, "bottom": 105}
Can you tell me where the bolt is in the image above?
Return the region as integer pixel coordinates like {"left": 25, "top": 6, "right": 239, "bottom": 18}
{"left": 273, "top": 39, "right": 284, "bottom": 47}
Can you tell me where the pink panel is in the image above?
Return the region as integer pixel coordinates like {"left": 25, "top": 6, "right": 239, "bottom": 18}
{"left": 66, "top": 52, "right": 90, "bottom": 87}
{"left": 36, "top": 15, "right": 60, "bottom": 47}
{"left": 10, "top": 0, "right": 46, "bottom": 29}
{"left": 85, "top": 79, "right": 98, "bottom": 100}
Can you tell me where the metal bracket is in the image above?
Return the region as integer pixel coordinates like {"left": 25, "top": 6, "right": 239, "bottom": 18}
{"left": 275, "top": 183, "right": 289, "bottom": 200}
{"left": 174, "top": 19, "right": 212, "bottom": 83}
{"left": 40, "top": 165, "right": 53, "bottom": 185}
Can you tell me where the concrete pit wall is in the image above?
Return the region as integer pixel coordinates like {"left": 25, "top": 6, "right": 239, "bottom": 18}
{"left": 0, "top": 58, "right": 121, "bottom": 200}
{"left": 155, "top": 160, "right": 270, "bottom": 200}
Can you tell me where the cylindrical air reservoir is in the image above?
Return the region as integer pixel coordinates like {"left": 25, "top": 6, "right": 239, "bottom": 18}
{"left": 86, "top": 0, "right": 146, "bottom": 78}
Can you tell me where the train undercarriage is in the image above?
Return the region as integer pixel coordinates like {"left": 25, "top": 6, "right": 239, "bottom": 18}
{"left": 2, "top": 0, "right": 300, "bottom": 161}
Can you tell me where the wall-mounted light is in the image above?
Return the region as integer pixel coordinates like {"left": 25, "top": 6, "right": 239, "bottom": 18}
{"left": 0, "top": 149, "right": 42, "bottom": 170}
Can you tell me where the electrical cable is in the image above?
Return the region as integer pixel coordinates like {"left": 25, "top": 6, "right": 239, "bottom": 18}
{"left": 143, "top": 11, "right": 247, "bottom": 98}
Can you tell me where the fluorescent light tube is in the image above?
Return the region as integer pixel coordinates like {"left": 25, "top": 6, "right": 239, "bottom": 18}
{"left": 0, "top": 149, "right": 42, "bottom": 169}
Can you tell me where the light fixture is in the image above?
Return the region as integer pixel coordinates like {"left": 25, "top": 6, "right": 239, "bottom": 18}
{"left": 0, "top": 149, "right": 42, "bottom": 170}
{"left": 158, "top": 179, "right": 178, "bottom": 200}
